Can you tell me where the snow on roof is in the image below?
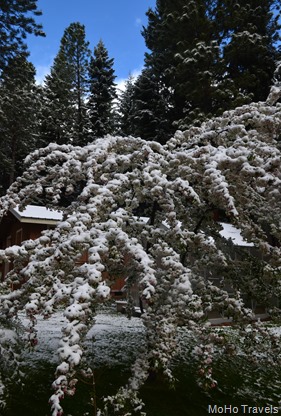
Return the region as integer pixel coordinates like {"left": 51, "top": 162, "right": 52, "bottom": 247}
{"left": 8, "top": 207, "right": 252, "bottom": 246}
{"left": 10, "top": 205, "right": 63, "bottom": 224}
{"left": 136, "top": 218, "right": 253, "bottom": 247}
{"left": 219, "top": 222, "right": 254, "bottom": 247}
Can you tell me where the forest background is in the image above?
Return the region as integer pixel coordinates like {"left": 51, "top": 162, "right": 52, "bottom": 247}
{"left": 0, "top": 0, "right": 280, "bottom": 195}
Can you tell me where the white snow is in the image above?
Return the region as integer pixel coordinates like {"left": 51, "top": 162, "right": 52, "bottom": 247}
{"left": 162, "top": 220, "right": 254, "bottom": 247}
{"left": 11, "top": 205, "right": 63, "bottom": 222}
{"left": 19, "top": 308, "right": 145, "bottom": 367}
{"left": 0, "top": 328, "right": 18, "bottom": 345}
{"left": 219, "top": 222, "right": 254, "bottom": 247}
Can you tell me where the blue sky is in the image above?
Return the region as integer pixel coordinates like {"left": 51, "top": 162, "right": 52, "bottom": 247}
{"left": 26, "top": 0, "right": 156, "bottom": 86}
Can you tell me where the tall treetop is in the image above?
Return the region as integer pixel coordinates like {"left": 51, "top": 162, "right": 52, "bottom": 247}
{"left": 41, "top": 22, "right": 91, "bottom": 146}
{"left": 0, "top": 0, "right": 45, "bottom": 71}
{"left": 87, "top": 39, "right": 117, "bottom": 138}
{"left": 54, "top": 22, "right": 90, "bottom": 87}
{"left": 142, "top": 0, "right": 281, "bottom": 129}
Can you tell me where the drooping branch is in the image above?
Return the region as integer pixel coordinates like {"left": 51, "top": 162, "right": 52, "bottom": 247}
{"left": 0, "top": 82, "right": 281, "bottom": 412}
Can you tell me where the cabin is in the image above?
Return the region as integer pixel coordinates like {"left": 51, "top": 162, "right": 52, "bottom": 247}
{"left": 0, "top": 205, "right": 63, "bottom": 282}
{"left": 0, "top": 205, "right": 125, "bottom": 297}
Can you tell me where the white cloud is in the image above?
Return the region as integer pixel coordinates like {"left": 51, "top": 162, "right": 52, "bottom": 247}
{"left": 116, "top": 78, "right": 127, "bottom": 93}
{"left": 130, "top": 68, "right": 143, "bottom": 79}
{"left": 35, "top": 64, "right": 51, "bottom": 85}
{"left": 115, "top": 68, "right": 143, "bottom": 95}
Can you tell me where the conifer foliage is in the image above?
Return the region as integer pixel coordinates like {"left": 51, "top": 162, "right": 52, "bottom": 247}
{"left": 129, "top": 69, "right": 172, "bottom": 143}
{"left": 41, "top": 22, "right": 90, "bottom": 146}
{"left": 140, "top": 0, "right": 281, "bottom": 131}
{"left": 0, "top": 55, "right": 40, "bottom": 192}
{"left": 118, "top": 75, "right": 136, "bottom": 136}
{"left": 142, "top": 0, "right": 220, "bottom": 129}
{"left": 88, "top": 40, "right": 117, "bottom": 138}
{"left": 0, "top": 0, "right": 44, "bottom": 71}
{"left": 217, "top": 0, "right": 281, "bottom": 104}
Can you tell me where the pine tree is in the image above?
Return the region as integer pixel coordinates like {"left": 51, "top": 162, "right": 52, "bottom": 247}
{"left": 118, "top": 75, "right": 136, "bottom": 136}
{"left": 0, "top": 0, "right": 44, "bottom": 72}
{"left": 0, "top": 54, "right": 40, "bottom": 193}
{"left": 128, "top": 69, "right": 172, "bottom": 143}
{"left": 41, "top": 22, "right": 90, "bottom": 146}
{"left": 40, "top": 51, "right": 77, "bottom": 146}
{"left": 217, "top": 0, "right": 281, "bottom": 105}
{"left": 143, "top": 0, "right": 281, "bottom": 128}
{"left": 143, "top": 0, "right": 220, "bottom": 128}
{"left": 87, "top": 40, "right": 117, "bottom": 139}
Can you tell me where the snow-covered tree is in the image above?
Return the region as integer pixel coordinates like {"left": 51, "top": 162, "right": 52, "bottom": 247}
{"left": 87, "top": 40, "right": 117, "bottom": 138}
{"left": 0, "top": 54, "right": 41, "bottom": 194}
{"left": 41, "top": 22, "right": 90, "bottom": 146}
{"left": 143, "top": 0, "right": 281, "bottom": 129}
{"left": 127, "top": 69, "right": 173, "bottom": 144}
{"left": 1, "top": 66, "right": 281, "bottom": 414}
{"left": 143, "top": 0, "right": 222, "bottom": 128}
{"left": 217, "top": 0, "right": 281, "bottom": 104}
{"left": 118, "top": 75, "right": 136, "bottom": 136}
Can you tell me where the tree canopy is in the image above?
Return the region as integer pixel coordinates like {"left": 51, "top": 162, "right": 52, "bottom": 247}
{"left": 0, "top": 0, "right": 45, "bottom": 72}
{"left": 0, "top": 54, "right": 40, "bottom": 190}
{"left": 88, "top": 39, "right": 117, "bottom": 139}
{"left": 41, "top": 22, "right": 91, "bottom": 146}
{"left": 0, "top": 65, "right": 281, "bottom": 414}
{"left": 140, "top": 0, "right": 281, "bottom": 133}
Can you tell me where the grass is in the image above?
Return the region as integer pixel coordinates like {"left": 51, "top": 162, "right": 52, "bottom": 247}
{"left": 2, "top": 310, "right": 281, "bottom": 415}
{"left": 2, "top": 357, "right": 281, "bottom": 416}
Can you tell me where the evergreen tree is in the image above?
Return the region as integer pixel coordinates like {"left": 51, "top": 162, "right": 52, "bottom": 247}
{"left": 0, "top": 0, "right": 44, "bottom": 72}
{"left": 41, "top": 22, "right": 90, "bottom": 146}
{"left": 40, "top": 52, "right": 77, "bottom": 146}
{"left": 217, "top": 0, "right": 281, "bottom": 105}
{"left": 129, "top": 69, "right": 172, "bottom": 143}
{"left": 87, "top": 40, "right": 117, "bottom": 138}
{"left": 0, "top": 54, "right": 40, "bottom": 193}
{"left": 118, "top": 75, "right": 136, "bottom": 136}
{"left": 143, "top": 0, "right": 220, "bottom": 128}
{"left": 143, "top": 0, "right": 280, "bottom": 129}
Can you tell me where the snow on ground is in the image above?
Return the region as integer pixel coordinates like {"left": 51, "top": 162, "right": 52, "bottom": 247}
{"left": 19, "top": 307, "right": 145, "bottom": 367}
{"left": 14, "top": 308, "right": 281, "bottom": 374}
{"left": 86, "top": 310, "right": 145, "bottom": 366}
